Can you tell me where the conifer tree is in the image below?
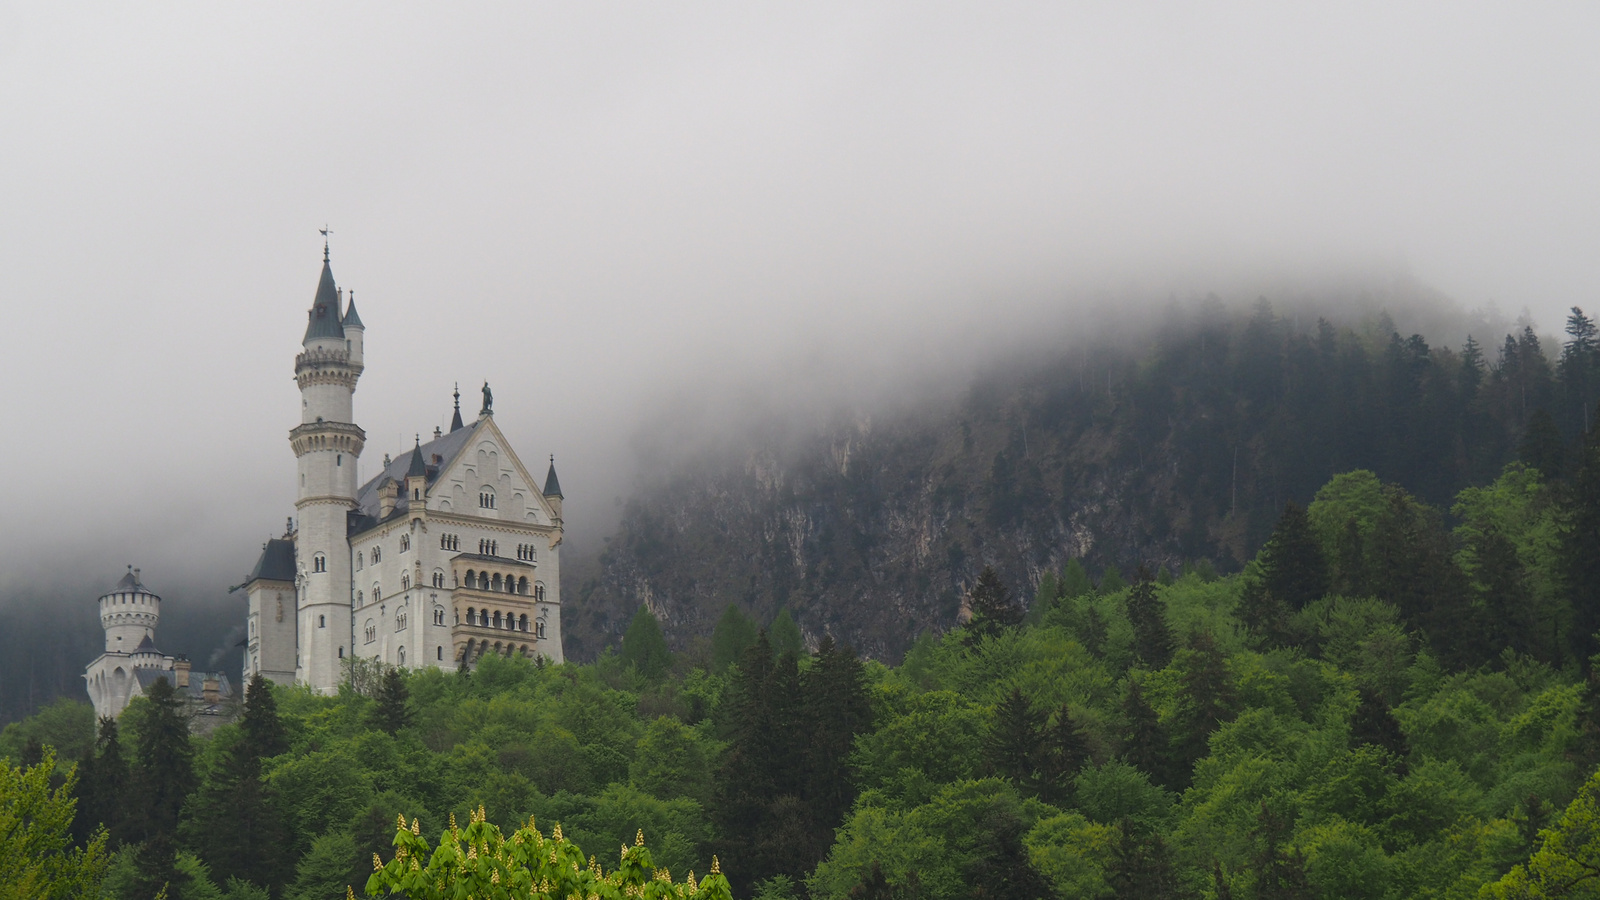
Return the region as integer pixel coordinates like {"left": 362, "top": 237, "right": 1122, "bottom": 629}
{"left": 1059, "top": 559, "right": 1094, "bottom": 601}
{"left": 372, "top": 667, "right": 412, "bottom": 735}
{"left": 1470, "top": 526, "right": 1533, "bottom": 658}
{"left": 1040, "top": 703, "right": 1090, "bottom": 803}
{"left": 965, "top": 802, "right": 1054, "bottom": 900}
{"left": 1126, "top": 579, "right": 1175, "bottom": 669}
{"left": 769, "top": 608, "right": 804, "bottom": 659}
{"left": 710, "top": 604, "right": 759, "bottom": 672}
{"left": 132, "top": 676, "right": 195, "bottom": 844}
{"left": 1566, "top": 411, "right": 1600, "bottom": 664}
{"left": 1079, "top": 605, "right": 1109, "bottom": 658}
{"left": 238, "top": 674, "right": 287, "bottom": 759}
{"left": 1258, "top": 502, "right": 1329, "bottom": 609}
{"left": 1252, "top": 803, "right": 1313, "bottom": 900}
{"left": 1107, "top": 819, "right": 1183, "bottom": 900}
{"left": 1121, "top": 679, "right": 1173, "bottom": 788}
{"left": 131, "top": 831, "right": 184, "bottom": 900}
{"left": 1349, "top": 688, "right": 1409, "bottom": 772}
{"left": 1172, "top": 631, "right": 1238, "bottom": 774}
{"left": 1235, "top": 577, "right": 1293, "bottom": 649}
{"left": 800, "top": 636, "right": 872, "bottom": 855}
{"left": 72, "top": 717, "right": 127, "bottom": 849}
{"left": 984, "top": 688, "right": 1045, "bottom": 793}
{"left": 965, "top": 566, "right": 1022, "bottom": 644}
{"left": 1521, "top": 408, "right": 1568, "bottom": 479}
{"left": 621, "top": 605, "right": 673, "bottom": 679}
{"left": 1099, "top": 566, "right": 1128, "bottom": 594}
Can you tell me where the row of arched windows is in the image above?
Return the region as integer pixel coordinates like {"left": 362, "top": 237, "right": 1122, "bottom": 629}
{"left": 479, "top": 492, "right": 496, "bottom": 509}
{"left": 516, "top": 543, "right": 537, "bottom": 561}
{"left": 460, "top": 638, "right": 536, "bottom": 662}
{"left": 461, "top": 569, "right": 539, "bottom": 595}
{"left": 478, "top": 538, "right": 499, "bottom": 556}
{"left": 459, "top": 606, "right": 547, "bottom": 638}
{"left": 441, "top": 533, "right": 460, "bottom": 551}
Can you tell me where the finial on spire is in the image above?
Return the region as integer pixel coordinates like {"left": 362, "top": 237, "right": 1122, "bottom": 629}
{"left": 320, "top": 225, "right": 333, "bottom": 262}
{"left": 415, "top": 434, "right": 421, "bottom": 446}
{"left": 450, "top": 383, "right": 465, "bottom": 432}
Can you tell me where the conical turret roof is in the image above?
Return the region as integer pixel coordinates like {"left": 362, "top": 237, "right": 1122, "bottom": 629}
{"left": 303, "top": 253, "right": 345, "bottom": 343}
{"left": 543, "top": 458, "right": 563, "bottom": 498}
{"left": 406, "top": 438, "right": 428, "bottom": 478}
{"left": 342, "top": 292, "right": 364, "bottom": 329}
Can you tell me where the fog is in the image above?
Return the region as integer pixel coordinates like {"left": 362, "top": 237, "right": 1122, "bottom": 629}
{"left": 1, "top": 5, "right": 1597, "bottom": 667}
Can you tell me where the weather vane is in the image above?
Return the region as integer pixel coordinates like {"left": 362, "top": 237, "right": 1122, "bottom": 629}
{"left": 319, "top": 224, "right": 333, "bottom": 261}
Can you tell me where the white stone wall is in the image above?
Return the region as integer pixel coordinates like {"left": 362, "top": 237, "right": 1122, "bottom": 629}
{"left": 245, "top": 579, "right": 296, "bottom": 684}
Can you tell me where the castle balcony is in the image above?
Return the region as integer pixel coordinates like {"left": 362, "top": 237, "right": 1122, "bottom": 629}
{"left": 289, "top": 420, "right": 366, "bottom": 457}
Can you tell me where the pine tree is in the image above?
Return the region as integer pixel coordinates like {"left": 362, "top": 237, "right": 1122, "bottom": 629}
{"left": 1251, "top": 803, "right": 1313, "bottom": 900}
{"left": 1040, "top": 703, "right": 1090, "bottom": 803}
{"left": 1521, "top": 408, "right": 1568, "bottom": 479}
{"left": 711, "top": 604, "right": 760, "bottom": 672}
{"left": 800, "top": 636, "right": 873, "bottom": 869}
{"left": 132, "top": 676, "right": 195, "bottom": 844}
{"left": 1172, "top": 631, "right": 1238, "bottom": 775}
{"left": 965, "top": 802, "right": 1054, "bottom": 899}
{"left": 1235, "top": 577, "right": 1293, "bottom": 649}
{"left": 1566, "top": 413, "right": 1600, "bottom": 664}
{"left": 1107, "top": 819, "right": 1183, "bottom": 900}
{"left": 372, "top": 667, "right": 412, "bottom": 735}
{"left": 1059, "top": 559, "right": 1094, "bottom": 601}
{"left": 965, "top": 566, "right": 1022, "bottom": 644}
{"left": 238, "top": 675, "right": 287, "bottom": 759}
{"left": 1349, "top": 688, "right": 1409, "bottom": 773}
{"left": 1122, "top": 679, "right": 1173, "bottom": 788}
{"left": 1470, "top": 525, "right": 1533, "bottom": 659}
{"left": 72, "top": 716, "right": 128, "bottom": 848}
{"left": 1126, "top": 580, "right": 1174, "bottom": 669}
{"left": 1258, "top": 502, "right": 1329, "bottom": 609}
{"left": 769, "top": 608, "right": 804, "bottom": 659}
{"left": 984, "top": 688, "right": 1045, "bottom": 793}
{"left": 1099, "top": 566, "right": 1128, "bottom": 594}
{"left": 621, "top": 605, "right": 673, "bottom": 679}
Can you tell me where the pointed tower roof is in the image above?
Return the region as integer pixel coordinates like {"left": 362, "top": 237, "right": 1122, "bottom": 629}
{"left": 302, "top": 246, "right": 346, "bottom": 343}
{"left": 342, "top": 291, "right": 364, "bottom": 329}
{"left": 450, "top": 384, "right": 465, "bottom": 432}
{"left": 406, "top": 436, "right": 427, "bottom": 478}
{"left": 543, "top": 456, "right": 563, "bottom": 498}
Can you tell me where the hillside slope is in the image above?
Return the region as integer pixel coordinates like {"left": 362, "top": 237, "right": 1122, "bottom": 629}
{"left": 568, "top": 296, "right": 1597, "bottom": 660}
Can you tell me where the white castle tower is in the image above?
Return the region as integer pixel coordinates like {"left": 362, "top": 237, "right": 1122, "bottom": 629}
{"left": 84, "top": 568, "right": 171, "bottom": 719}
{"left": 291, "top": 240, "right": 366, "bottom": 692}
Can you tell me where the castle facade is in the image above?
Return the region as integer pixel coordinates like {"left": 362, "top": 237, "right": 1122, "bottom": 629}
{"left": 241, "top": 245, "right": 564, "bottom": 693}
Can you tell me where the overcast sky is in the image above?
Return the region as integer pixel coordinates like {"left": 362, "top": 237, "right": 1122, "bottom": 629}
{"left": 2, "top": 4, "right": 1597, "bottom": 596}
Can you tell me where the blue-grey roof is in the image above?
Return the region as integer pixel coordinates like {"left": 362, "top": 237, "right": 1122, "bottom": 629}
{"left": 302, "top": 257, "right": 345, "bottom": 343}
{"left": 246, "top": 539, "right": 296, "bottom": 585}
{"left": 135, "top": 634, "right": 158, "bottom": 653}
{"left": 134, "top": 668, "right": 235, "bottom": 702}
{"left": 352, "top": 419, "right": 481, "bottom": 529}
{"left": 406, "top": 440, "right": 427, "bottom": 478}
{"left": 543, "top": 460, "right": 563, "bottom": 498}
{"left": 342, "top": 294, "right": 364, "bottom": 329}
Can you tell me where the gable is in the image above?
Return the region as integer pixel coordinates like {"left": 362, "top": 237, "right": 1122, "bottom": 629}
{"left": 429, "top": 418, "right": 555, "bottom": 523}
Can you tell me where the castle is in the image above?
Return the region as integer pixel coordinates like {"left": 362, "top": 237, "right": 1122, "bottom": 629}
{"left": 83, "top": 567, "right": 235, "bottom": 724}
{"left": 239, "top": 242, "right": 565, "bottom": 693}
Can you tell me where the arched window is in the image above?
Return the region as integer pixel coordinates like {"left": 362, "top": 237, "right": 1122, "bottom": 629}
{"left": 356, "top": 552, "right": 364, "bottom": 570}
{"left": 413, "top": 488, "right": 420, "bottom": 500}
{"left": 464, "top": 569, "right": 475, "bottom": 587}
{"left": 534, "top": 582, "right": 545, "bottom": 602}
{"left": 396, "top": 610, "right": 407, "bottom": 631}
{"left": 373, "top": 585, "right": 382, "bottom": 603}
{"left": 318, "top": 615, "right": 326, "bottom": 628}
{"left": 364, "top": 620, "right": 376, "bottom": 643}
{"left": 491, "top": 573, "right": 502, "bottom": 592}
{"left": 479, "top": 609, "right": 489, "bottom": 627}
{"left": 519, "top": 613, "right": 528, "bottom": 632}
{"left": 536, "top": 619, "right": 546, "bottom": 639}
{"left": 492, "top": 610, "right": 502, "bottom": 629}
{"left": 313, "top": 554, "right": 327, "bottom": 573}
{"left": 338, "top": 646, "right": 344, "bottom": 658}
{"left": 466, "top": 607, "right": 475, "bottom": 626}
{"left": 356, "top": 591, "right": 364, "bottom": 606}
{"left": 372, "top": 546, "right": 382, "bottom": 563}
{"left": 434, "top": 606, "right": 445, "bottom": 626}
{"left": 400, "top": 535, "right": 410, "bottom": 552}
{"left": 401, "top": 573, "right": 411, "bottom": 591}
{"left": 437, "top": 646, "right": 443, "bottom": 660}
{"left": 517, "top": 576, "right": 529, "bottom": 595}
{"left": 398, "top": 647, "right": 406, "bottom": 666}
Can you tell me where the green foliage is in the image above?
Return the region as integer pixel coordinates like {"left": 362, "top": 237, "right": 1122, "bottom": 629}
{"left": 1259, "top": 501, "right": 1330, "bottom": 610}
{"left": 371, "top": 667, "right": 412, "bottom": 735}
{"left": 768, "top": 608, "right": 803, "bottom": 659}
{"left": 710, "top": 605, "right": 758, "bottom": 673}
{"left": 0, "top": 697, "right": 94, "bottom": 764}
{"left": 623, "top": 605, "right": 675, "bottom": 680}
{"left": 0, "top": 750, "right": 109, "bottom": 900}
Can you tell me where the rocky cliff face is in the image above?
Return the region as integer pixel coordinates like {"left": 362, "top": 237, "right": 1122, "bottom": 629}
{"left": 567, "top": 299, "right": 1528, "bottom": 662}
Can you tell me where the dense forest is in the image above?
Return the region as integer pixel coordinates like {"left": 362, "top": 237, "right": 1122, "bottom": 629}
{"left": 572, "top": 300, "right": 1600, "bottom": 661}
{"left": 7, "top": 400, "right": 1600, "bottom": 897}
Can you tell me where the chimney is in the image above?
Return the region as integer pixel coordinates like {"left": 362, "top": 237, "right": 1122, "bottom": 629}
{"left": 202, "top": 675, "right": 221, "bottom": 704}
{"left": 172, "top": 657, "right": 192, "bottom": 690}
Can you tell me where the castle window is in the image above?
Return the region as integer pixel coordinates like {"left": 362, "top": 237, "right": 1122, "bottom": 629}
{"left": 479, "top": 491, "right": 496, "bottom": 509}
{"left": 517, "top": 576, "right": 529, "bottom": 595}
{"left": 396, "top": 611, "right": 407, "bottom": 631}
{"left": 437, "top": 646, "right": 443, "bottom": 660}
{"left": 519, "top": 613, "right": 528, "bottom": 632}
{"left": 400, "top": 535, "right": 410, "bottom": 552}
{"left": 534, "top": 582, "right": 545, "bottom": 602}
{"left": 337, "top": 455, "right": 342, "bottom": 466}
{"left": 536, "top": 619, "right": 546, "bottom": 640}
{"left": 401, "top": 574, "right": 411, "bottom": 591}
{"left": 441, "top": 533, "right": 460, "bottom": 551}
{"left": 465, "top": 606, "right": 474, "bottom": 625}
{"left": 433, "top": 607, "right": 445, "bottom": 626}
{"left": 398, "top": 647, "right": 406, "bottom": 666}
{"left": 432, "top": 571, "right": 445, "bottom": 588}
{"left": 491, "top": 573, "right": 503, "bottom": 592}
{"left": 492, "top": 610, "right": 502, "bottom": 629}
{"left": 313, "top": 554, "right": 327, "bottom": 573}
{"left": 373, "top": 586, "right": 382, "bottom": 603}
{"left": 356, "top": 552, "right": 363, "bottom": 570}
{"left": 356, "top": 591, "right": 364, "bottom": 606}
{"left": 479, "top": 609, "right": 489, "bottom": 627}
{"left": 413, "top": 488, "right": 420, "bottom": 500}
{"left": 319, "top": 615, "right": 326, "bottom": 628}
{"left": 365, "top": 620, "right": 376, "bottom": 643}
{"left": 372, "top": 546, "right": 382, "bottom": 563}
{"left": 338, "top": 647, "right": 343, "bottom": 658}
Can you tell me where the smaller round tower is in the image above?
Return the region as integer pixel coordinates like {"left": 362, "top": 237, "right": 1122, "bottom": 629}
{"left": 85, "top": 566, "right": 175, "bottom": 720}
{"left": 99, "top": 565, "right": 160, "bottom": 652}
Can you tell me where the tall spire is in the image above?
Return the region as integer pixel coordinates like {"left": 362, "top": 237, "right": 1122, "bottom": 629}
{"left": 407, "top": 435, "right": 427, "bottom": 478}
{"left": 302, "top": 239, "right": 345, "bottom": 344}
{"left": 450, "top": 383, "right": 464, "bottom": 432}
{"left": 543, "top": 455, "right": 563, "bottom": 498}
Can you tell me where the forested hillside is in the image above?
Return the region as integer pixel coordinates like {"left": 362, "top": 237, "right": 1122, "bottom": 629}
{"left": 7, "top": 431, "right": 1600, "bottom": 898}
{"left": 571, "top": 299, "right": 1600, "bottom": 661}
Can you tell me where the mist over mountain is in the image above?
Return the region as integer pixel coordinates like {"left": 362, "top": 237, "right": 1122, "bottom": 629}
{"left": 565, "top": 280, "right": 1587, "bottom": 661}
